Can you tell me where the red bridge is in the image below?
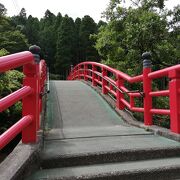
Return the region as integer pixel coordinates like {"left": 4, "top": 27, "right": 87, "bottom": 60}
{"left": 0, "top": 46, "right": 180, "bottom": 180}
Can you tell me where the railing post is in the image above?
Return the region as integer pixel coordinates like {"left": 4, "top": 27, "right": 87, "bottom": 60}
{"left": 78, "top": 64, "right": 80, "bottom": 79}
{"left": 74, "top": 67, "right": 77, "bottom": 79}
{"left": 84, "top": 64, "right": 88, "bottom": 81}
{"left": 39, "top": 60, "right": 47, "bottom": 113}
{"left": 169, "top": 69, "right": 180, "bottom": 133}
{"left": 70, "top": 64, "right": 73, "bottom": 80}
{"left": 116, "top": 74, "right": 125, "bottom": 109}
{"left": 142, "top": 52, "right": 152, "bottom": 125}
{"left": 22, "top": 45, "right": 41, "bottom": 143}
{"left": 92, "top": 65, "right": 97, "bottom": 86}
{"left": 70, "top": 64, "right": 73, "bottom": 72}
{"left": 102, "top": 67, "right": 108, "bottom": 94}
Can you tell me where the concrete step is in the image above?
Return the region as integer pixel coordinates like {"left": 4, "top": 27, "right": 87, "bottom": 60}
{"left": 44, "top": 126, "right": 153, "bottom": 140}
{"left": 27, "top": 157, "right": 180, "bottom": 180}
{"left": 41, "top": 134, "right": 180, "bottom": 168}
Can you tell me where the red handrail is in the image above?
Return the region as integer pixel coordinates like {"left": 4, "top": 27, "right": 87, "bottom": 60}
{"left": 0, "top": 51, "right": 33, "bottom": 72}
{"left": 0, "top": 115, "right": 33, "bottom": 149}
{"left": 67, "top": 54, "right": 180, "bottom": 134}
{"left": 0, "top": 86, "right": 32, "bottom": 112}
{"left": 0, "top": 46, "right": 47, "bottom": 150}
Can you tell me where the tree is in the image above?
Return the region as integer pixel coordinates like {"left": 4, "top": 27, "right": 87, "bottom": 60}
{"left": 167, "top": 5, "right": 180, "bottom": 64}
{"left": 79, "top": 15, "right": 99, "bottom": 61}
{"left": 97, "top": 20, "right": 107, "bottom": 28}
{"left": 12, "top": 8, "right": 27, "bottom": 29}
{"left": 94, "top": 0, "right": 179, "bottom": 75}
{"left": 0, "top": 30, "right": 29, "bottom": 53}
{"left": 55, "top": 15, "right": 76, "bottom": 76}
{"left": 42, "top": 9, "right": 56, "bottom": 27}
{"left": 54, "top": 12, "right": 63, "bottom": 31}
{"left": 0, "top": 3, "right": 6, "bottom": 16}
{"left": 74, "top": 17, "right": 81, "bottom": 64}
{"left": 0, "top": 5, "right": 29, "bottom": 54}
{"left": 39, "top": 10, "right": 57, "bottom": 72}
{"left": 25, "top": 15, "right": 40, "bottom": 45}
{"left": 0, "top": 48, "right": 9, "bottom": 56}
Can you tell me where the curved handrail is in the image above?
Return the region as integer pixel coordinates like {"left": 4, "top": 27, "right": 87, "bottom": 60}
{"left": 68, "top": 60, "right": 180, "bottom": 134}
{"left": 72, "top": 61, "right": 143, "bottom": 83}
{"left": 0, "top": 51, "right": 33, "bottom": 72}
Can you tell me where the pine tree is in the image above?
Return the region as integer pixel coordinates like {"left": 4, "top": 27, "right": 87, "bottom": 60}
{"left": 39, "top": 10, "right": 56, "bottom": 72}
{"left": 79, "top": 15, "right": 99, "bottom": 61}
{"left": 55, "top": 15, "right": 76, "bottom": 77}
{"left": 25, "top": 15, "right": 40, "bottom": 45}
{"left": 74, "top": 18, "right": 81, "bottom": 64}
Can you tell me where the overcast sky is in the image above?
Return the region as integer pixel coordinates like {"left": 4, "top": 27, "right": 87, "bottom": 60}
{"left": 1, "top": 0, "right": 179, "bottom": 22}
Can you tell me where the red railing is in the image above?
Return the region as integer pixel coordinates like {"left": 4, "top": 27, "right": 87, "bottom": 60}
{"left": 0, "top": 46, "right": 47, "bottom": 150}
{"left": 67, "top": 52, "right": 180, "bottom": 134}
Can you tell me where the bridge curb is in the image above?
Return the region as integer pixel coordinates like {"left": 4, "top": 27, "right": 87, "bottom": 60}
{"left": 83, "top": 80, "right": 180, "bottom": 142}
{"left": 0, "top": 132, "right": 43, "bottom": 180}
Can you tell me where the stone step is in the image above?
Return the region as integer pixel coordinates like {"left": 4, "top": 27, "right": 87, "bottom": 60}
{"left": 41, "top": 134, "right": 180, "bottom": 168}
{"left": 44, "top": 126, "right": 152, "bottom": 140}
{"left": 28, "top": 157, "right": 180, "bottom": 180}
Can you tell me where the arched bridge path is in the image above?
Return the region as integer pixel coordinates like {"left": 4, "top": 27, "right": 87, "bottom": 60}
{"left": 29, "top": 80, "right": 180, "bottom": 180}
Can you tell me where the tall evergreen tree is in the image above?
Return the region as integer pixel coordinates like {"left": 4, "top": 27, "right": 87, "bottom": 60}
{"left": 54, "top": 12, "right": 63, "bottom": 31}
{"left": 79, "top": 15, "right": 99, "bottom": 61}
{"left": 25, "top": 15, "right": 40, "bottom": 45}
{"left": 55, "top": 15, "right": 76, "bottom": 77}
{"left": 11, "top": 8, "right": 27, "bottom": 32}
{"left": 39, "top": 10, "right": 56, "bottom": 72}
{"left": 53, "top": 12, "right": 63, "bottom": 46}
{"left": 74, "top": 17, "right": 81, "bottom": 64}
{"left": 42, "top": 9, "right": 56, "bottom": 28}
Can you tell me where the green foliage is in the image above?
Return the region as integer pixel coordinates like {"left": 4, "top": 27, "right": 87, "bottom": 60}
{"left": 0, "top": 48, "right": 9, "bottom": 56}
{"left": 97, "top": 20, "right": 107, "bottom": 28}
{"left": 49, "top": 73, "right": 61, "bottom": 80}
{"left": 0, "top": 70, "right": 24, "bottom": 97}
{"left": 74, "top": 18, "right": 82, "bottom": 64}
{"left": 55, "top": 15, "right": 76, "bottom": 74}
{"left": 0, "top": 4, "right": 26, "bottom": 134}
{"left": 0, "top": 8, "right": 29, "bottom": 53}
{"left": 95, "top": 0, "right": 179, "bottom": 75}
{"left": 0, "top": 30, "right": 29, "bottom": 53}
{"left": 9, "top": 6, "right": 101, "bottom": 76}
{"left": 0, "top": 70, "right": 24, "bottom": 134}
{"left": 0, "top": 3, "right": 6, "bottom": 16}
{"left": 80, "top": 15, "right": 99, "bottom": 61}
{"left": 25, "top": 15, "right": 40, "bottom": 45}
{"left": 38, "top": 10, "right": 57, "bottom": 72}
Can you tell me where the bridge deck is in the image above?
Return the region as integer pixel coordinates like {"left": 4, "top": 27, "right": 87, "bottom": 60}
{"left": 45, "top": 80, "right": 153, "bottom": 140}
{"left": 47, "top": 80, "right": 129, "bottom": 128}
{"left": 28, "top": 80, "right": 180, "bottom": 180}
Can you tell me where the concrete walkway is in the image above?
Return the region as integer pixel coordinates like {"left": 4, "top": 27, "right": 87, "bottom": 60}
{"left": 27, "top": 80, "right": 180, "bottom": 180}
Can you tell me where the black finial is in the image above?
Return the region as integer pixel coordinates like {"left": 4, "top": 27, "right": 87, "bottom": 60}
{"left": 142, "top": 52, "right": 151, "bottom": 60}
{"left": 142, "top": 52, "right": 152, "bottom": 68}
{"left": 29, "top": 45, "right": 41, "bottom": 64}
{"left": 29, "top": 45, "right": 41, "bottom": 55}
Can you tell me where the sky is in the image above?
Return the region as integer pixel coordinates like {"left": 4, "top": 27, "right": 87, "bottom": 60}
{"left": 1, "top": 0, "right": 179, "bottom": 22}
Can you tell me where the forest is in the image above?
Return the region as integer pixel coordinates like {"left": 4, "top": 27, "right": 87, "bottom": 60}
{"left": 0, "top": 0, "right": 179, "bottom": 134}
